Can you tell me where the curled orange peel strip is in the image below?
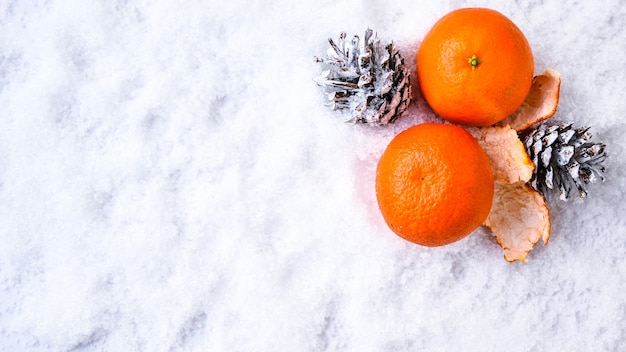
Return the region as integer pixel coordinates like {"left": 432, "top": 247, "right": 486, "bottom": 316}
{"left": 467, "top": 125, "right": 535, "bottom": 184}
{"left": 499, "top": 69, "right": 561, "bottom": 132}
{"left": 483, "top": 182, "right": 550, "bottom": 262}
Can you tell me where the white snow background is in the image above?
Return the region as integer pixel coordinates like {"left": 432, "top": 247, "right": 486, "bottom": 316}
{"left": 1, "top": 0, "right": 625, "bottom": 351}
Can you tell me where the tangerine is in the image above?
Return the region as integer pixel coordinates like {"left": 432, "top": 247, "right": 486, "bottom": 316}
{"left": 417, "top": 8, "right": 534, "bottom": 126}
{"left": 375, "top": 123, "right": 494, "bottom": 246}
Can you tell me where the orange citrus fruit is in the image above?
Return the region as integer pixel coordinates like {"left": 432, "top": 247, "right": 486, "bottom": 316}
{"left": 417, "top": 8, "right": 534, "bottom": 126}
{"left": 375, "top": 123, "right": 494, "bottom": 246}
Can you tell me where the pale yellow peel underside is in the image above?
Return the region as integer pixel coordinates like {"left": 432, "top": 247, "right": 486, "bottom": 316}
{"left": 483, "top": 182, "right": 551, "bottom": 262}
{"left": 468, "top": 125, "right": 535, "bottom": 184}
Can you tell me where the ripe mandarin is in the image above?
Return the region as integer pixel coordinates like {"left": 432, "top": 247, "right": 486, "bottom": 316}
{"left": 417, "top": 8, "right": 534, "bottom": 126}
{"left": 375, "top": 123, "right": 494, "bottom": 246}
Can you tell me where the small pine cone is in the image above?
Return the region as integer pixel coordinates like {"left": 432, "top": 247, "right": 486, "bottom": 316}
{"left": 314, "top": 29, "right": 411, "bottom": 124}
{"left": 523, "top": 123, "right": 608, "bottom": 201}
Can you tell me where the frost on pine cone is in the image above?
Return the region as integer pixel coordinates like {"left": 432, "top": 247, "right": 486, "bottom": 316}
{"left": 314, "top": 29, "right": 411, "bottom": 124}
{"left": 523, "top": 123, "right": 608, "bottom": 201}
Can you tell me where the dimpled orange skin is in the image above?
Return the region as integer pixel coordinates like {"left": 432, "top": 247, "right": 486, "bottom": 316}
{"left": 417, "top": 8, "right": 534, "bottom": 126}
{"left": 375, "top": 123, "right": 494, "bottom": 247}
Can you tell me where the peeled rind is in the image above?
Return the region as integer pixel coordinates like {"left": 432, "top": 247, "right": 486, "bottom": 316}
{"left": 474, "top": 69, "right": 559, "bottom": 262}
{"left": 498, "top": 69, "right": 561, "bottom": 132}
{"left": 483, "top": 182, "right": 551, "bottom": 262}
{"left": 468, "top": 125, "right": 535, "bottom": 183}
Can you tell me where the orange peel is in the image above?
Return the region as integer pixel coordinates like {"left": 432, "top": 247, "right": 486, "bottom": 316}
{"left": 468, "top": 125, "right": 535, "bottom": 184}
{"left": 467, "top": 83, "right": 560, "bottom": 261}
{"left": 498, "top": 69, "right": 561, "bottom": 132}
{"left": 483, "top": 182, "right": 551, "bottom": 262}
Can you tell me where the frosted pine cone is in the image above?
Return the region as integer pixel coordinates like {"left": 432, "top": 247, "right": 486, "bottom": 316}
{"left": 524, "top": 123, "right": 608, "bottom": 201}
{"left": 314, "top": 29, "right": 411, "bottom": 124}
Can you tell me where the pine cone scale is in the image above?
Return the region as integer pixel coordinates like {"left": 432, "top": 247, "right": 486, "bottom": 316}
{"left": 555, "top": 145, "right": 574, "bottom": 165}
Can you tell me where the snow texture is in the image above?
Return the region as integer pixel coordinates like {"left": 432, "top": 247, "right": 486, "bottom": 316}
{"left": 1, "top": 0, "right": 625, "bottom": 351}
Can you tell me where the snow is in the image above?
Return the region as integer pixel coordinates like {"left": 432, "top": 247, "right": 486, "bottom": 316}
{"left": 1, "top": 0, "right": 625, "bottom": 351}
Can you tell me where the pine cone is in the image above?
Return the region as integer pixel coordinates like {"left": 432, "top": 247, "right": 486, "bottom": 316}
{"left": 523, "top": 123, "right": 608, "bottom": 201}
{"left": 314, "top": 29, "right": 411, "bottom": 124}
